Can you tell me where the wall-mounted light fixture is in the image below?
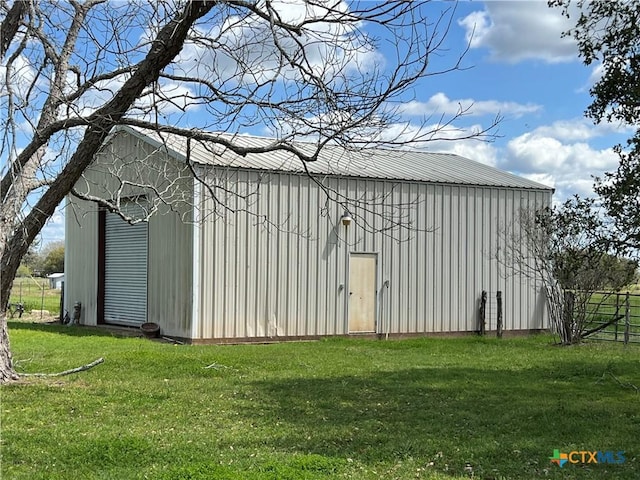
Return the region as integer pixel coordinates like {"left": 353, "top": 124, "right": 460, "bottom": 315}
{"left": 341, "top": 211, "right": 353, "bottom": 227}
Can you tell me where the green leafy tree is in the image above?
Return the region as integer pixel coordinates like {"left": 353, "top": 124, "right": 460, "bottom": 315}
{"left": 39, "top": 241, "right": 64, "bottom": 276}
{"left": 593, "top": 138, "right": 640, "bottom": 254}
{"left": 549, "top": 0, "right": 640, "bottom": 253}
{"left": 599, "top": 254, "right": 638, "bottom": 290}
{"left": 16, "top": 264, "right": 31, "bottom": 277}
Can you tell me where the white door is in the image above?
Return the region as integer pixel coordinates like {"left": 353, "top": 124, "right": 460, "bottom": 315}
{"left": 349, "top": 253, "right": 377, "bottom": 333}
{"left": 104, "top": 203, "right": 148, "bottom": 326}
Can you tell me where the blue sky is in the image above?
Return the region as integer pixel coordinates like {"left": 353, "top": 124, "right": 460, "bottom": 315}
{"left": 38, "top": 0, "right": 631, "bottom": 246}
{"left": 408, "top": 1, "right": 631, "bottom": 196}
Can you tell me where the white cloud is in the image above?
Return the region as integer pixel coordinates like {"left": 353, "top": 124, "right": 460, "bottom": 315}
{"left": 69, "top": 77, "right": 126, "bottom": 117}
{"left": 575, "top": 63, "right": 605, "bottom": 93}
{"left": 426, "top": 137, "right": 499, "bottom": 167}
{"left": 135, "top": 83, "right": 198, "bottom": 116}
{"left": 400, "top": 93, "right": 541, "bottom": 119}
{"left": 458, "top": 1, "right": 577, "bottom": 64}
{"left": 0, "top": 53, "right": 38, "bottom": 99}
{"left": 363, "top": 120, "right": 499, "bottom": 167}
{"left": 531, "top": 118, "right": 632, "bottom": 142}
{"left": 384, "top": 116, "right": 625, "bottom": 202}
{"left": 45, "top": 0, "right": 382, "bottom": 127}
{"left": 502, "top": 124, "right": 620, "bottom": 200}
{"left": 508, "top": 132, "right": 617, "bottom": 172}
{"left": 175, "top": 0, "right": 380, "bottom": 88}
{"left": 587, "top": 63, "right": 605, "bottom": 85}
{"left": 521, "top": 172, "right": 556, "bottom": 188}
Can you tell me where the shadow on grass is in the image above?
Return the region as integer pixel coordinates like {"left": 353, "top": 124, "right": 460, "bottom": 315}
{"left": 238, "top": 363, "right": 638, "bottom": 478}
{"left": 7, "top": 320, "right": 140, "bottom": 339}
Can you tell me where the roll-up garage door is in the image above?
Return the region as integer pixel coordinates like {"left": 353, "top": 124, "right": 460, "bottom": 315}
{"left": 104, "top": 203, "right": 148, "bottom": 326}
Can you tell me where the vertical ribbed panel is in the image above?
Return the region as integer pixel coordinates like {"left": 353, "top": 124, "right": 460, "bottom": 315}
{"left": 146, "top": 199, "right": 193, "bottom": 338}
{"left": 66, "top": 129, "right": 551, "bottom": 339}
{"left": 197, "top": 168, "right": 551, "bottom": 340}
{"left": 67, "top": 130, "right": 551, "bottom": 340}
{"left": 65, "top": 197, "right": 99, "bottom": 325}
{"left": 104, "top": 205, "right": 148, "bottom": 326}
{"left": 65, "top": 131, "right": 194, "bottom": 337}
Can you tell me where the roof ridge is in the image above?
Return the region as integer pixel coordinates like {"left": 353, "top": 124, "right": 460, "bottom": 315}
{"left": 114, "top": 126, "right": 553, "bottom": 191}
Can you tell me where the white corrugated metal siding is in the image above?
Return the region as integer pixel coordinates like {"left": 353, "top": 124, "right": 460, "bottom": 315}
{"left": 65, "top": 131, "right": 194, "bottom": 337}
{"left": 195, "top": 167, "right": 550, "bottom": 340}
{"left": 65, "top": 197, "right": 99, "bottom": 326}
{"left": 66, "top": 127, "right": 552, "bottom": 341}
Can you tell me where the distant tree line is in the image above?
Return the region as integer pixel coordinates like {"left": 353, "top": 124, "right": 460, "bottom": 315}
{"left": 18, "top": 241, "right": 64, "bottom": 278}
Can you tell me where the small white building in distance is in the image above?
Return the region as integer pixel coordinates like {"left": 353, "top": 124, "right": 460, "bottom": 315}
{"left": 47, "top": 273, "right": 65, "bottom": 290}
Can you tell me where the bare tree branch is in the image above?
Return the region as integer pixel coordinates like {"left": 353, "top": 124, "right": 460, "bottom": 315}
{"left": 2, "top": 1, "right": 217, "bottom": 310}
{"left": 1, "top": 1, "right": 502, "bottom": 382}
{"left": 20, "top": 357, "right": 104, "bottom": 377}
{"left": 0, "top": 0, "right": 26, "bottom": 59}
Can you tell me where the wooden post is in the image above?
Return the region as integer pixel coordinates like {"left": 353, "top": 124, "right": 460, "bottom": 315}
{"left": 563, "top": 290, "right": 575, "bottom": 344}
{"left": 624, "top": 292, "right": 630, "bottom": 345}
{"left": 40, "top": 280, "right": 45, "bottom": 320}
{"left": 59, "top": 281, "right": 64, "bottom": 323}
{"left": 479, "top": 291, "right": 487, "bottom": 335}
{"left": 496, "top": 291, "right": 503, "bottom": 338}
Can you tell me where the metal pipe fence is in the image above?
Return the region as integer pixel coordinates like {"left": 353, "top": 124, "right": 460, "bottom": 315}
{"left": 582, "top": 291, "right": 640, "bottom": 345}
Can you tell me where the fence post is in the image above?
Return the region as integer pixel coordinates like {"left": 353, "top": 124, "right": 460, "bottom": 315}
{"left": 615, "top": 293, "right": 620, "bottom": 341}
{"left": 59, "top": 281, "right": 65, "bottom": 324}
{"left": 496, "top": 291, "right": 503, "bottom": 338}
{"left": 40, "top": 280, "right": 45, "bottom": 320}
{"left": 563, "top": 291, "right": 575, "bottom": 344}
{"left": 624, "top": 292, "right": 630, "bottom": 345}
{"left": 479, "top": 291, "right": 487, "bottom": 336}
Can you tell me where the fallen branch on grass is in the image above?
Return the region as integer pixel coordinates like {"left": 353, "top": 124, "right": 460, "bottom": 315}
{"left": 204, "top": 362, "right": 230, "bottom": 370}
{"left": 596, "top": 371, "right": 639, "bottom": 393}
{"left": 20, "top": 358, "right": 104, "bottom": 377}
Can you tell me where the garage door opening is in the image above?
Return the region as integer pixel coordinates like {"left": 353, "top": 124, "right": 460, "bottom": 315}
{"left": 100, "top": 201, "right": 148, "bottom": 326}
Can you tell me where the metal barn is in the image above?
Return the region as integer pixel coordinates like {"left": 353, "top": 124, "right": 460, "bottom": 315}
{"left": 65, "top": 126, "right": 553, "bottom": 341}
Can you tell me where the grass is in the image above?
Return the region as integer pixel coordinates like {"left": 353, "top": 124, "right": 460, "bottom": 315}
{"left": 8, "top": 277, "right": 62, "bottom": 316}
{"left": 584, "top": 292, "right": 640, "bottom": 342}
{"left": 2, "top": 324, "right": 639, "bottom": 480}
{"left": 9, "top": 277, "right": 61, "bottom": 316}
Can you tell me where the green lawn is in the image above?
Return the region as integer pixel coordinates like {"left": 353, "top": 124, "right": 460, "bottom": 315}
{"left": 1, "top": 324, "right": 639, "bottom": 480}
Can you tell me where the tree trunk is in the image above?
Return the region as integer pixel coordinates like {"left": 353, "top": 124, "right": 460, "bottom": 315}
{"left": 0, "top": 314, "right": 19, "bottom": 383}
{"left": 0, "top": 0, "right": 215, "bottom": 384}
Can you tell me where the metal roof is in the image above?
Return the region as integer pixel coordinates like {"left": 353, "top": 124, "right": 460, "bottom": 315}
{"left": 117, "top": 126, "right": 552, "bottom": 191}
